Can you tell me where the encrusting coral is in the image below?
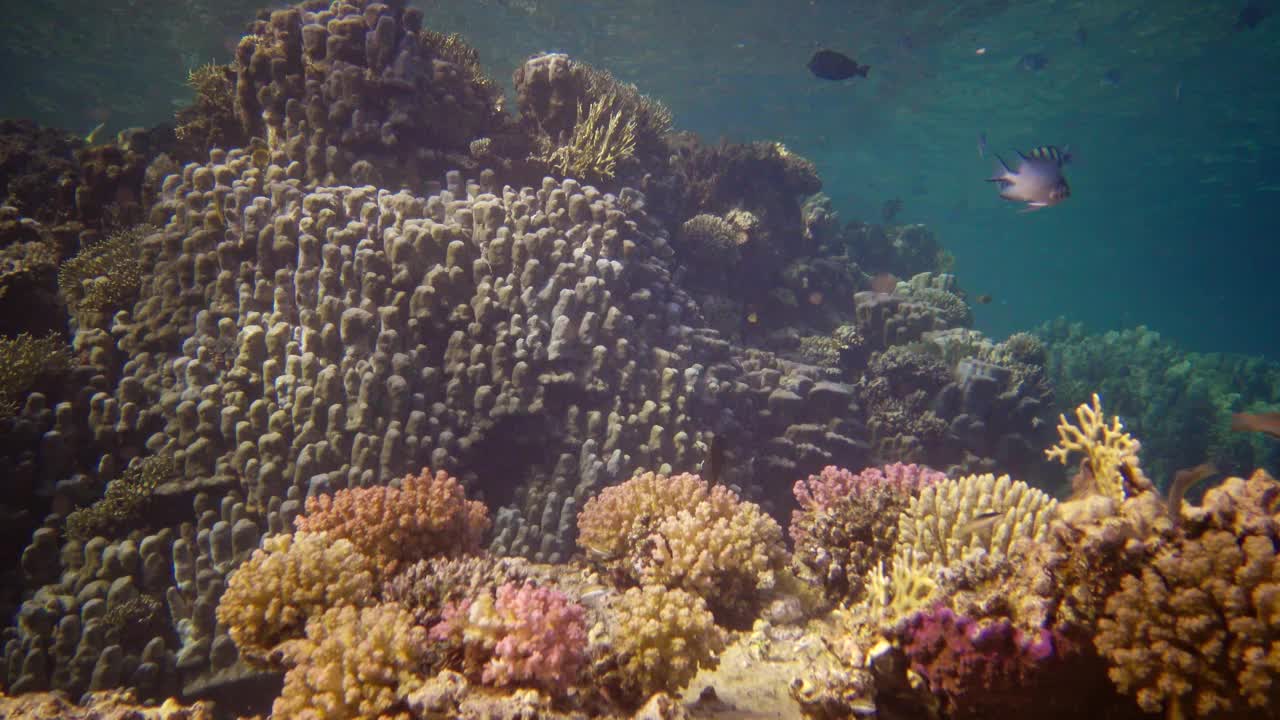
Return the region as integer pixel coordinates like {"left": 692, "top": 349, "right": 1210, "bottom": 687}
{"left": 215, "top": 531, "right": 377, "bottom": 665}
{"left": 294, "top": 468, "right": 490, "bottom": 579}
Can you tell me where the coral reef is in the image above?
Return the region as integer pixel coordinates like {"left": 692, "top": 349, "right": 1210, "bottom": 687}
{"left": 1038, "top": 319, "right": 1280, "bottom": 483}
{"left": 0, "top": 332, "right": 71, "bottom": 418}
{"left": 64, "top": 455, "right": 172, "bottom": 542}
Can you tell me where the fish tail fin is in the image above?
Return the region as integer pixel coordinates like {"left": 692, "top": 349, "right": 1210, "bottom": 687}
{"left": 858, "top": 65, "right": 870, "bottom": 77}
{"left": 986, "top": 154, "right": 1013, "bottom": 182}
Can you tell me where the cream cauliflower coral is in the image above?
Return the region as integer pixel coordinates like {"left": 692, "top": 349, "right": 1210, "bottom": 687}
{"left": 215, "top": 531, "right": 377, "bottom": 664}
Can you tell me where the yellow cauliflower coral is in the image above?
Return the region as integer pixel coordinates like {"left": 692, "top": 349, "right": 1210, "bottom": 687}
{"left": 274, "top": 602, "right": 428, "bottom": 720}
{"left": 1095, "top": 471, "right": 1280, "bottom": 718}
{"left": 597, "top": 585, "right": 726, "bottom": 705}
{"left": 216, "top": 531, "right": 377, "bottom": 664}
{"left": 578, "top": 472, "right": 788, "bottom": 625}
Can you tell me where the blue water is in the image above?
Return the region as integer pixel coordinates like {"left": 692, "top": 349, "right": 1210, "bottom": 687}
{"left": 4, "top": 0, "right": 1277, "bottom": 356}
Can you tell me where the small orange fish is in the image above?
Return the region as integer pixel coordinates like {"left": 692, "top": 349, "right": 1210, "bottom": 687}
{"left": 808, "top": 291, "right": 824, "bottom": 305}
{"left": 746, "top": 312, "right": 759, "bottom": 324}
{"left": 870, "top": 273, "right": 899, "bottom": 294}
{"left": 1232, "top": 412, "right": 1280, "bottom": 440}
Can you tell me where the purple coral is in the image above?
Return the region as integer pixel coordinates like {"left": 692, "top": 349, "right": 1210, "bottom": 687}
{"left": 789, "top": 464, "right": 945, "bottom": 602}
{"left": 898, "top": 605, "right": 1115, "bottom": 720}
{"left": 430, "top": 581, "right": 588, "bottom": 694}
{"left": 792, "top": 463, "right": 945, "bottom": 529}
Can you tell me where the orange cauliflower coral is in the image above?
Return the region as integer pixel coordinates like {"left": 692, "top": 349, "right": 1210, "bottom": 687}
{"left": 577, "top": 472, "right": 788, "bottom": 625}
{"left": 216, "top": 531, "right": 377, "bottom": 664}
{"left": 1095, "top": 470, "right": 1280, "bottom": 718}
{"left": 295, "top": 468, "right": 490, "bottom": 578}
{"left": 274, "top": 602, "right": 429, "bottom": 719}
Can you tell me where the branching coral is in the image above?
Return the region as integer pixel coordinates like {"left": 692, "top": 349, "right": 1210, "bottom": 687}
{"left": 64, "top": 455, "right": 172, "bottom": 541}
{"left": 57, "top": 225, "right": 149, "bottom": 320}
{"left": 0, "top": 331, "right": 70, "bottom": 418}
{"left": 295, "top": 467, "right": 490, "bottom": 578}
{"left": 898, "top": 473, "right": 1057, "bottom": 567}
{"left": 216, "top": 531, "right": 377, "bottom": 664}
{"left": 544, "top": 98, "right": 638, "bottom": 182}
{"left": 790, "top": 464, "right": 945, "bottom": 602}
{"left": 1046, "top": 393, "right": 1150, "bottom": 501}
{"left": 1095, "top": 470, "right": 1280, "bottom": 719}
{"left": 595, "top": 585, "right": 726, "bottom": 705}
{"left": 577, "top": 471, "right": 788, "bottom": 625}
{"left": 274, "top": 602, "right": 428, "bottom": 719}
{"left": 429, "top": 581, "right": 588, "bottom": 695}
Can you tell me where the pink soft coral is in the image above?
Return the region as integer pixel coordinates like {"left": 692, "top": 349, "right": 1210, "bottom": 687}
{"left": 430, "top": 581, "right": 587, "bottom": 695}
{"left": 295, "top": 467, "right": 490, "bottom": 578}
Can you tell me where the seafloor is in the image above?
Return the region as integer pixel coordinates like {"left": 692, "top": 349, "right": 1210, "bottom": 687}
{"left": 0, "top": 1, "right": 1278, "bottom": 719}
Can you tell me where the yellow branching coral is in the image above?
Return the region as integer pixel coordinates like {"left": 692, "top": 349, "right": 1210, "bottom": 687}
{"left": 596, "top": 585, "right": 726, "bottom": 704}
{"left": 897, "top": 473, "right": 1057, "bottom": 567}
{"left": 0, "top": 332, "right": 70, "bottom": 418}
{"left": 1046, "top": 393, "right": 1147, "bottom": 502}
{"left": 545, "top": 97, "right": 638, "bottom": 182}
{"left": 865, "top": 547, "right": 938, "bottom": 621}
{"left": 1095, "top": 470, "right": 1280, "bottom": 719}
{"left": 58, "top": 225, "right": 150, "bottom": 318}
{"left": 216, "top": 531, "right": 378, "bottom": 665}
{"left": 274, "top": 602, "right": 428, "bottom": 719}
{"left": 65, "top": 455, "right": 172, "bottom": 541}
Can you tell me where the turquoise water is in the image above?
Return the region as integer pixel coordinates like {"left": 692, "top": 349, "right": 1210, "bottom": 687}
{"left": 2, "top": 0, "right": 1277, "bottom": 355}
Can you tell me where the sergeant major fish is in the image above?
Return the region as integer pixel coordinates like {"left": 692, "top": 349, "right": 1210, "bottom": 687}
{"left": 986, "top": 145, "right": 1073, "bottom": 212}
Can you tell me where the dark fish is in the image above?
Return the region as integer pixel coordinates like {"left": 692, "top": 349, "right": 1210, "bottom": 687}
{"left": 881, "top": 198, "right": 903, "bottom": 223}
{"left": 1073, "top": 27, "right": 1088, "bottom": 46}
{"left": 808, "top": 49, "right": 870, "bottom": 81}
{"left": 1231, "top": 411, "right": 1280, "bottom": 439}
{"left": 1018, "top": 52, "right": 1049, "bottom": 72}
{"left": 705, "top": 434, "right": 725, "bottom": 486}
{"left": 974, "top": 293, "right": 992, "bottom": 304}
{"left": 1236, "top": 2, "right": 1271, "bottom": 30}
{"left": 986, "top": 145, "right": 1072, "bottom": 212}
{"left": 1167, "top": 463, "right": 1218, "bottom": 527}
{"left": 1101, "top": 68, "right": 1121, "bottom": 87}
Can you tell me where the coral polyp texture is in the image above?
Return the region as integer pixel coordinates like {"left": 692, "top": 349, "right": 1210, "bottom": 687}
{"left": 215, "top": 530, "right": 377, "bottom": 664}
{"left": 790, "top": 463, "right": 946, "bottom": 602}
{"left": 577, "top": 471, "right": 788, "bottom": 624}
{"left": 595, "top": 585, "right": 726, "bottom": 705}
{"left": 274, "top": 602, "right": 428, "bottom": 719}
{"left": 898, "top": 472, "right": 1058, "bottom": 566}
{"left": 429, "top": 581, "right": 588, "bottom": 694}
{"left": 1095, "top": 469, "right": 1280, "bottom": 719}
{"left": 294, "top": 467, "right": 490, "bottom": 577}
